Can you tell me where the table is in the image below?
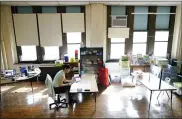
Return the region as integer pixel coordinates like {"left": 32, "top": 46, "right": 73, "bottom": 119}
{"left": 131, "top": 72, "right": 176, "bottom": 111}
{"left": 16, "top": 68, "right": 41, "bottom": 94}
{"left": 70, "top": 74, "right": 98, "bottom": 110}
{"left": 1, "top": 68, "right": 41, "bottom": 94}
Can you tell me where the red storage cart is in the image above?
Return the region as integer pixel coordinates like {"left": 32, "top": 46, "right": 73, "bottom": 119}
{"left": 98, "top": 67, "right": 109, "bottom": 87}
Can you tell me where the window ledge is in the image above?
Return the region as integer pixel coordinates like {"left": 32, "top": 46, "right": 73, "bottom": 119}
{"left": 13, "top": 63, "right": 56, "bottom": 67}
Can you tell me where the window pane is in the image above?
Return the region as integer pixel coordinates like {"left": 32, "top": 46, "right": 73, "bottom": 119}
{"left": 44, "top": 46, "right": 59, "bottom": 60}
{"left": 67, "top": 44, "right": 80, "bottom": 59}
{"left": 155, "top": 31, "right": 169, "bottom": 41}
{"left": 111, "top": 38, "right": 125, "bottom": 43}
{"left": 133, "top": 44, "right": 146, "bottom": 55}
{"left": 110, "top": 44, "right": 125, "bottom": 59}
{"left": 133, "top": 32, "right": 147, "bottom": 43}
{"left": 21, "top": 46, "right": 37, "bottom": 61}
{"left": 67, "top": 32, "right": 81, "bottom": 43}
{"left": 154, "top": 42, "right": 168, "bottom": 57}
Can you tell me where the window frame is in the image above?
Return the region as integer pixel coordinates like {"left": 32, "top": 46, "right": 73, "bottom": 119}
{"left": 154, "top": 30, "right": 169, "bottom": 57}
{"left": 132, "top": 31, "right": 148, "bottom": 55}
{"left": 110, "top": 38, "right": 125, "bottom": 60}
{"left": 42, "top": 46, "right": 60, "bottom": 62}
{"left": 13, "top": 6, "right": 85, "bottom": 64}
{"left": 16, "top": 46, "right": 40, "bottom": 64}
{"left": 66, "top": 32, "right": 82, "bottom": 59}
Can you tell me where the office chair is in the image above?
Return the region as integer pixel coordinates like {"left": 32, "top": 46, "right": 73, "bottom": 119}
{"left": 45, "top": 74, "right": 68, "bottom": 110}
{"left": 49, "top": 93, "right": 68, "bottom": 110}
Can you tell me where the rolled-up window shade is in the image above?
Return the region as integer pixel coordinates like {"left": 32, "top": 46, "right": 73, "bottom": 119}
{"left": 42, "top": 6, "right": 57, "bottom": 13}
{"left": 66, "top": 6, "right": 81, "bottom": 13}
{"left": 13, "top": 14, "right": 39, "bottom": 46}
{"left": 134, "top": 7, "right": 148, "bottom": 30}
{"left": 17, "top": 6, "right": 33, "bottom": 13}
{"left": 108, "top": 27, "right": 130, "bottom": 38}
{"left": 62, "top": 13, "right": 84, "bottom": 33}
{"left": 111, "top": 6, "right": 126, "bottom": 15}
{"left": 155, "top": 7, "right": 171, "bottom": 29}
{"left": 38, "top": 13, "right": 63, "bottom": 46}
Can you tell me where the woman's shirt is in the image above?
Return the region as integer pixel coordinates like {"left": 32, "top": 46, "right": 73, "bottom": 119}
{"left": 52, "top": 70, "right": 65, "bottom": 87}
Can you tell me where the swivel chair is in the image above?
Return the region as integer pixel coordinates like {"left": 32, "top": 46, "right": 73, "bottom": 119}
{"left": 45, "top": 74, "right": 68, "bottom": 110}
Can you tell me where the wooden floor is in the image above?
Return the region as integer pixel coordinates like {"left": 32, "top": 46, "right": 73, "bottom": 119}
{"left": 0, "top": 81, "right": 182, "bottom": 118}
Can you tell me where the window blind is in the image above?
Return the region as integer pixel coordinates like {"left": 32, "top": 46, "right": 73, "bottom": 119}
{"left": 134, "top": 6, "right": 148, "bottom": 30}
{"left": 111, "top": 6, "right": 126, "bottom": 15}
{"left": 66, "top": 6, "right": 81, "bottom": 13}
{"left": 108, "top": 27, "right": 130, "bottom": 38}
{"left": 13, "top": 14, "right": 39, "bottom": 46}
{"left": 38, "top": 13, "right": 63, "bottom": 46}
{"left": 17, "top": 6, "right": 33, "bottom": 13}
{"left": 62, "top": 13, "right": 84, "bottom": 32}
{"left": 42, "top": 6, "right": 57, "bottom": 13}
{"left": 155, "top": 6, "right": 171, "bottom": 29}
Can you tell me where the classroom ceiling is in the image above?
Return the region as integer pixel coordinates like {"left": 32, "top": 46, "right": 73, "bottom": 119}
{"left": 1, "top": 0, "right": 181, "bottom": 6}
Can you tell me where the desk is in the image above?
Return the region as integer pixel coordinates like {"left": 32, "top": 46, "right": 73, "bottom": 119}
{"left": 14, "top": 68, "right": 41, "bottom": 94}
{"left": 70, "top": 74, "right": 98, "bottom": 110}
{"left": 132, "top": 73, "right": 176, "bottom": 111}
{"left": 1, "top": 68, "right": 41, "bottom": 94}
{"left": 130, "top": 64, "right": 150, "bottom": 73}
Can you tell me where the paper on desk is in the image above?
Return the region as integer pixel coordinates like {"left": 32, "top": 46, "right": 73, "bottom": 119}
{"left": 72, "top": 80, "right": 91, "bottom": 90}
{"left": 81, "top": 80, "right": 91, "bottom": 90}
{"left": 81, "top": 74, "right": 96, "bottom": 80}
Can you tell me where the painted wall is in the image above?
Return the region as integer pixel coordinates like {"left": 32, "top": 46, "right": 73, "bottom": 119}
{"left": 86, "top": 3, "right": 107, "bottom": 61}
{"left": 171, "top": 5, "right": 182, "bottom": 59}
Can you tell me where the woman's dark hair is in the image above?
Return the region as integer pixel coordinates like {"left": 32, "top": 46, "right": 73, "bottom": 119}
{"left": 62, "top": 64, "right": 71, "bottom": 70}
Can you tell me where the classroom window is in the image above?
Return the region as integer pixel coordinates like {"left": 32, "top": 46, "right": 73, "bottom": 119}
{"left": 21, "top": 46, "right": 37, "bottom": 61}
{"left": 132, "top": 32, "right": 147, "bottom": 55}
{"left": 44, "top": 46, "right": 59, "bottom": 60}
{"left": 154, "top": 31, "right": 169, "bottom": 57}
{"left": 67, "top": 32, "right": 81, "bottom": 59}
{"left": 110, "top": 38, "right": 125, "bottom": 59}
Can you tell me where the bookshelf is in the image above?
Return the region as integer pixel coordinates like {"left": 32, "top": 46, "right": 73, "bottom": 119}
{"left": 80, "top": 47, "right": 103, "bottom": 75}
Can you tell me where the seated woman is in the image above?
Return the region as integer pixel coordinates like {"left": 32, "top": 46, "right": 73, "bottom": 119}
{"left": 52, "top": 64, "right": 73, "bottom": 103}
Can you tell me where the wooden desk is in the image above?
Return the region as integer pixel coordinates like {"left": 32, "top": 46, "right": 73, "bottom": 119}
{"left": 130, "top": 64, "right": 150, "bottom": 73}
{"left": 70, "top": 74, "right": 98, "bottom": 110}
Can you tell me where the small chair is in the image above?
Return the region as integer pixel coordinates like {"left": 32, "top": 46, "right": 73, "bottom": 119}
{"left": 45, "top": 74, "right": 68, "bottom": 110}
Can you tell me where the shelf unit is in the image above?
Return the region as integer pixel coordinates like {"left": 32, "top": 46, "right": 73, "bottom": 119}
{"left": 80, "top": 47, "right": 103, "bottom": 75}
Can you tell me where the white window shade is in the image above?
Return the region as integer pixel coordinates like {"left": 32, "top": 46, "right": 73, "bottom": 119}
{"left": 108, "top": 27, "right": 130, "bottom": 38}
{"left": 13, "top": 14, "right": 39, "bottom": 46}
{"left": 38, "top": 14, "right": 62, "bottom": 46}
{"left": 62, "top": 13, "right": 85, "bottom": 33}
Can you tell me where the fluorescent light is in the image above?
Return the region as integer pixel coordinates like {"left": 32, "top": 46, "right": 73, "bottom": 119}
{"left": 132, "top": 12, "right": 175, "bottom": 15}
{"left": 154, "top": 13, "right": 176, "bottom": 14}
{"left": 131, "top": 12, "right": 152, "bottom": 15}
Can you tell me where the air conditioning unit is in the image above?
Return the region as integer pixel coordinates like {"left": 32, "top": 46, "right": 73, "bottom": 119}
{"left": 111, "top": 15, "right": 127, "bottom": 27}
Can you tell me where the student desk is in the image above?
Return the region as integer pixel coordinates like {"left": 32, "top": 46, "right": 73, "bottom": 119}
{"left": 70, "top": 74, "right": 98, "bottom": 110}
